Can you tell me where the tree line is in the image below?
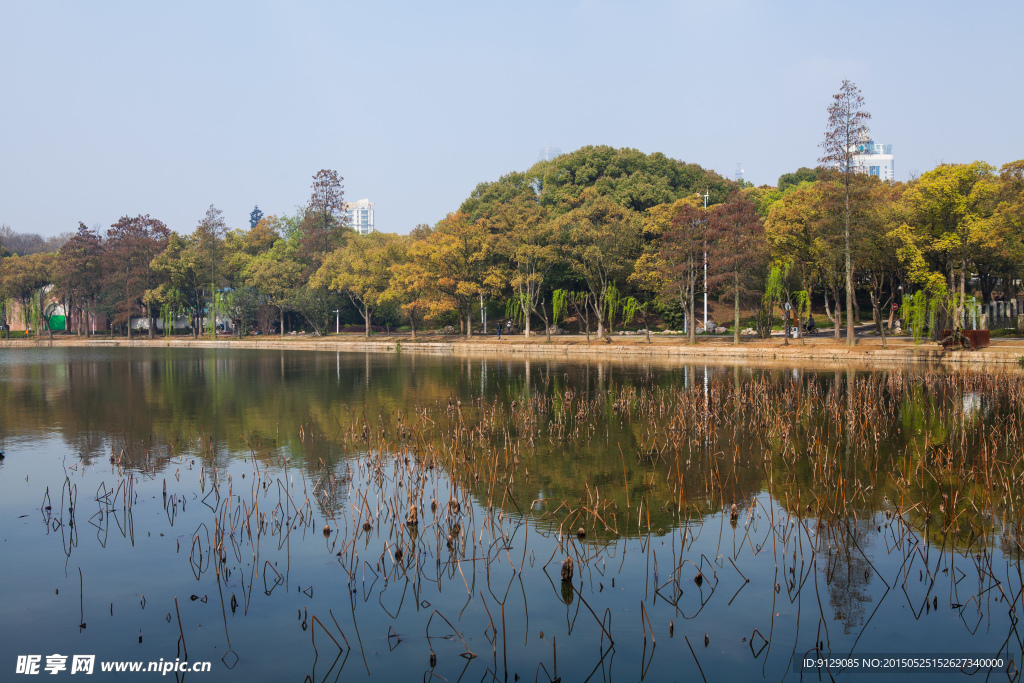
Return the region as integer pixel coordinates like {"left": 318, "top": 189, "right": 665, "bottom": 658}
{"left": 2, "top": 84, "right": 1023, "bottom": 344}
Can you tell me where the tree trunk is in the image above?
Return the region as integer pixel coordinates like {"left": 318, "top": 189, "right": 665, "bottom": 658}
{"left": 831, "top": 287, "right": 842, "bottom": 340}
{"left": 280, "top": 306, "right": 285, "bottom": 337}
{"left": 844, "top": 181, "right": 856, "bottom": 346}
{"left": 958, "top": 254, "right": 967, "bottom": 330}
{"left": 539, "top": 299, "right": 552, "bottom": 342}
{"left": 365, "top": 303, "right": 371, "bottom": 337}
{"left": 410, "top": 316, "right": 416, "bottom": 341}
{"left": 465, "top": 304, "right": 473, "bottom": 338}
{"left": 733, "top": 271, "right": 740, "bottom": 345}
{"left": 979, "top": 272, "right": 994, "bottom": 304}
{"left": 877, "top": 299, "right": 887, "bottom": 349}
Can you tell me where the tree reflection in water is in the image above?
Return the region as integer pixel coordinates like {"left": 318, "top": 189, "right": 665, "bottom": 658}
{"left": 0, "top": 348, "right": 1021, "bottom": 681}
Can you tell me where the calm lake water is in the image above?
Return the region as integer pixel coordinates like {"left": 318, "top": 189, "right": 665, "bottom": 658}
{"left": 0, "top": 347, "right": 1020, "bottom": 681}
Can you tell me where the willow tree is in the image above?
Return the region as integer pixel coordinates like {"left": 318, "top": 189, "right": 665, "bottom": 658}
{"left": 819, "top": 80, "right": 871, "bottom": 346}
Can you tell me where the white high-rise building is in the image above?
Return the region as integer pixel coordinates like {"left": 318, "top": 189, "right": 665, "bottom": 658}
{"left": 538, "top": 145, "right": 562, "bottom": 162}
{"left": 851, "top": 138, "right": 895, "bottom": 182}
{"left": 344, "top": 199, "right": 375, "bottom": 235}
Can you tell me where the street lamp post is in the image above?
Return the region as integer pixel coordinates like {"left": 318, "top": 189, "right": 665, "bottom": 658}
{"left": 703, "top": 189, "right": 709, "bottom": 333}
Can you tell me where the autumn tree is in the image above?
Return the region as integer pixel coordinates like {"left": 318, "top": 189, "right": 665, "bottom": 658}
{"left": 898, "top": 162, "right": 997, "bottom": 335}
{"left": 412, "top": 213, "right": 502, "bottom": 338}
{"left": 312, "top": 231, "right": 401, "bottom": 337}
{"left": 222, "top": 216, "right": 280, "bottom": 286}
{"left": 819, "top": 80, "right": 871, "bottom": 346}
{"left": 103, "top": 215, "right": 170, "bottom": 339}
{"left": 54, "top": 223, "right": 104, "bottom": 336}
{"left": 708, "top": 195, "right": 766, "bottom": 344}
{"left": 297, "top": 169, "right": 348, "bottom": 271}
{"left": 383, "top": 227, "right": 432, "bottom": 340}
{"left": 657, "top": 203, "right": 708, "bottom": 344}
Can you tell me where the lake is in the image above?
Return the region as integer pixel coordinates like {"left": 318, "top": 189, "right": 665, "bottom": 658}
{"left": 0, "top": 347, "right": 1019, "bottom": 681}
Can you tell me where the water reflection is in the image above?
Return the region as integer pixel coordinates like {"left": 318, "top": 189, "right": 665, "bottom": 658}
{"left": 0, "top": 348, "right": 1021, "bottom": 681}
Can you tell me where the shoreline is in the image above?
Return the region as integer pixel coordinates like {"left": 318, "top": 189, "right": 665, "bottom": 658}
{"left": 3, "top": 333, "right": 1024, "bottom": 368}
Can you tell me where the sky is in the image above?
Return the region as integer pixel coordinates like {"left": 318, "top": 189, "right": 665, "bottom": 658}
{"left": 1, "top": 0, "right": 1022, "bottom": 239}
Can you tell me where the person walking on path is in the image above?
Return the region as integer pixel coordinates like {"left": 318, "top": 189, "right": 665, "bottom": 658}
{"left": 496, "top": 320, "right": 502, "bottom": 341}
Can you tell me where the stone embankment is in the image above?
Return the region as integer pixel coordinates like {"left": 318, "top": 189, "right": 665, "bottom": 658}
{"left": 4, "top": 334, "right": 1024, "bottom": 368}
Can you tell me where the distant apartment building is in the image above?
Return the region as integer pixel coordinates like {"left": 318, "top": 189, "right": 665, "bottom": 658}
{"left": 851, "top": 137, "right": 895, "bottom": 181}
{"left": 344, "top": 199, "right": 375, "bottom": 235}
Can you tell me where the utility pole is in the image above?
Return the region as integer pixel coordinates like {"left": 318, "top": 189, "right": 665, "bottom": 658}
{"left": 703, "top": 188, "right": 709, "bottom": 332}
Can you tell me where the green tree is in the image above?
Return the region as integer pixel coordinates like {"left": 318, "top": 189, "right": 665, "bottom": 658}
{"left": 977, "top": 160, "right": 1024, "bottom": 303}
{"left": 900, "top": 162, "right": 997, "bottom": 335}
{"left": 778, "top": 167, "right": 820, "bottom": 192}
{"left": 489, "top": 199, "right": 558, "bottom": 338}
{"left": 249, "top": 205, "right": 264, "bottom": 229}
{"left": 558, "top": 191, "right": 642, "bottom": 339}
{"left": 244, "top": 236, "right": 301, "bottom": 336}
{"left": 0, "top": 253, "right": 52, "bottom": 336}
{"left": 150, "top": 232, "right": 211, "bottom": 337}
{"left": 856, "top": 179, "right": 906, "bottom": 346}
{"left": 461, "top": 146, "right": 736, "bottom": 219}
{"left": 765, "top": 182, "right": 831, "bottom": 336}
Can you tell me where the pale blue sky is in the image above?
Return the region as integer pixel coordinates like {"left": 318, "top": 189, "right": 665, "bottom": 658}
{"left": 2, "top": 1, "right": 1021, "bottom": 238}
